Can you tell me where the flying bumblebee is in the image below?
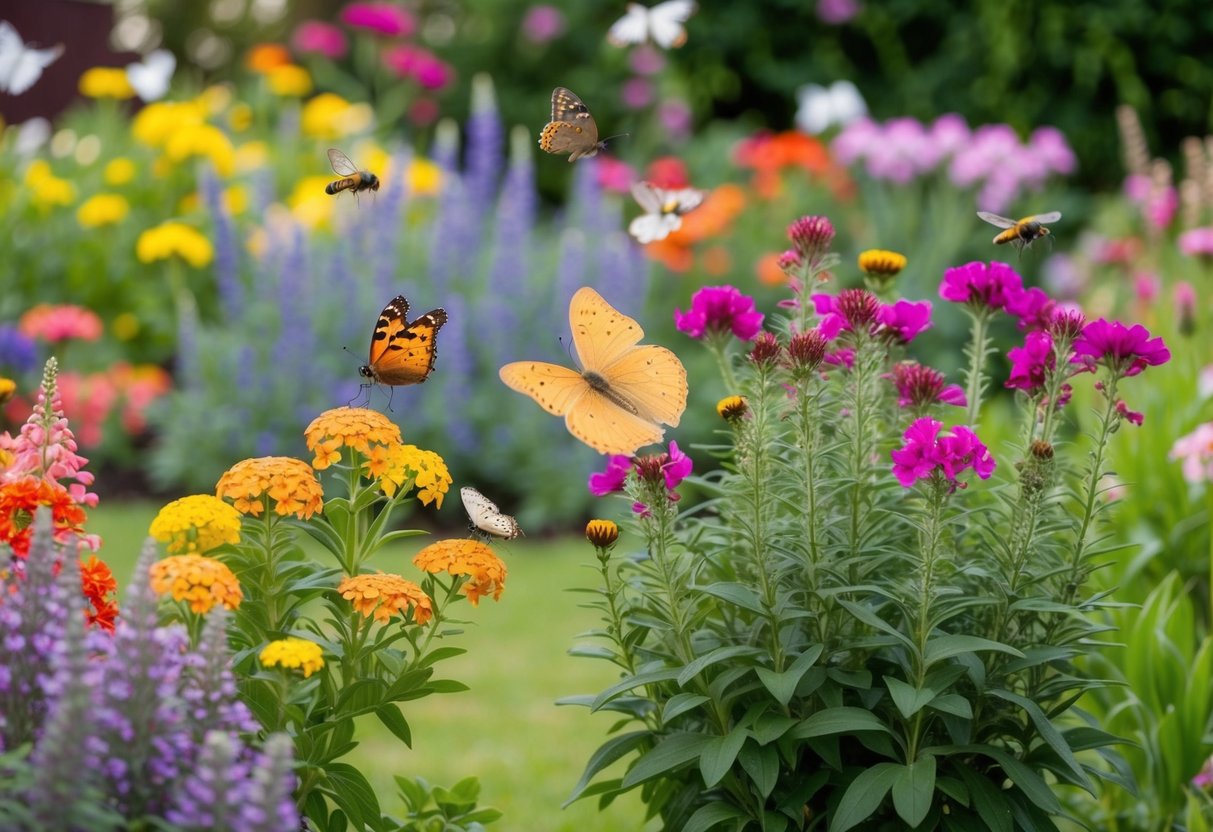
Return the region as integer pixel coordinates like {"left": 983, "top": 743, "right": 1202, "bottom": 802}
{"left": 325, "top": 148, "right": 380, "bottom": 197}
{"left": 977, "top": 211, "right": 1062, "bottom": 249}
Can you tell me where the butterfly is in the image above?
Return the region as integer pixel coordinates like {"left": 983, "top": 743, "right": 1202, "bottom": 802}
{"left": 794, "top": 80, "right": 867, "bottom": 135}
{"left": 499, "top": 287, "right": 688, "bottom": 456}
{"left": 125, "top": 49, "right": 176, "bottom": 102}
{"left": 460, "top": 487, "right": 523, "bottom": 540}
{"left": 607, "top": 0, "right": 697, "bottom": 49}
{"left": 539, "top": 87, "right": 608, "bottom": 163}
{"left": 0, "top": 21, "right": 64, "bottom": 96}
{"left": 628, "top": 181, "right": 706, "bottom": 244}
{"left": 359, "top": 295, "right": 448, "bottom": 386}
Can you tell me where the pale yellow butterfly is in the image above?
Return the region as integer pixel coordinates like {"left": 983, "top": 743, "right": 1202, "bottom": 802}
{"left": 499, "top": 287, "right": 688, "bottom": 456}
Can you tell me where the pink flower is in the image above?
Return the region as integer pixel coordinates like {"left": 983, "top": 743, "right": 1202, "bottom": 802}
{"left": 1005, "top": 331, "right": 1055, "bottom": 393}
{"left": 1179, "top": 227, "right": 1213, "bottom": 258}
{"left": 521, "top": 5, "right": 566, "bottom": 43}
{"left": 1170, "top": 423, "right": 1213, "bottom": 484}
{"left": 813, "top": 290, "right": 880, "bottom": 334}
{"left": 656, "top": 100, "right": 693, "bottom": 140}
{"left": 341, "top": 2, "right": 415, "bottom": 36}
{"left": 823, "top": 348, "right": 855, "bottom": 369}
{"left": 645, "top": 156, "right": 690, "bottom": 189}
{"left": 595, "top": 156, "right": 635, "bottom": 194}
{"left": 1004, "top": 286, "right": 1055, "bottom": 332}
{"left": 19, "top": 304, "right": 103, "bottom": 343}
{"left": 1175, "top": 281, "right": 1197, "bottom": 335}
{"left": 890, "top": 417, "right": 995, "bottom": 489}
{"left": 660, "top": 441, "right": 692, "bottom": 490}
{"left": 1029, "top": 126, "right": 1076, "bottom": 175}
{"left": 788, "top": 215, "right": 835, "bottom": 261}
{"left": 938, "top": 261, "right": 1023, "bottom": 311}
{"left": 1071, "top": 319, "right": 1170, "bottom": 378}
{"left": 886, "top": 362, "right": 965, "bottom": 409}
{"left": 292, "top": 20, "right": 348, "bottom": 59}
{"left": 1133, "top": 272, "right": 1160, "bottom": 305}
{"left": 629, "top": 441, "right": 693, "bottom": 511}
{"left": 816, "top": 0, "right": 861, "bottom": 23}
{"left": 1145, "top": 186, "right": 1178, "bottom": 230}
{"left": 383, "top": 45, "right": 452, "bottom": 89}
{"left": 588, "top": 455, "right": 632, "bottom": 496}
{"left": 877, "top": 299, "right": 932, "bottom": 344}
{"left": 629, "top": 45, "right": 666, "bottom": 75}
{"left": 675, "top": 286, "right": 764, "bottom": 341}
{"left": 621, "top": 77, "right": 652, "bottom": 110}
{"left": 1115, "top": 399, "right": 1144, "bottom": 426}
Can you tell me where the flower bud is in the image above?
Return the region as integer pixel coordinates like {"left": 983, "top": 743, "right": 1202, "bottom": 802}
{"left": 716, "top": 395, "right": 748, "bottom": 421}
{"left": 585, "top": 519, "right": 619, "bottom": 549}
{"left": 747, "top": 331, "right": 783, "bottom": 367}
{"left": 787, "top": 215, "right": 835, "bottom": 260}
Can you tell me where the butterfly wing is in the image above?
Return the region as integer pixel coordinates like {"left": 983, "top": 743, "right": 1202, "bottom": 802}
{"left": 364, "top": 296, "right": 448, "bottom": 386}
{"left": 539, "top": 121, "right": 598, "bottom": 160}
{"left": 631, "top": 181, "right": 665, "bottom": 214}
{"left": 126, "top": 49, "right": 175, "bottom": 102}
{"left": 565, "top": 388, "right": 669, "bottom": 455}
{"left": 628, "top": 212, "right": 682, "bottom": 244}
{"left": 568, "top": 287, "right": 647, "bottom": 376}
{"left": 499, "top": 360, "right": 588, "bottom": 416}
{"left": 460, "top": 487, "right": 523, "bottom": 540}
{"left": 647, "top": 0, "right": 696, "bottom": 48}
{"left": 551, "top": 87, "right": 590, "bottom": 122}
{"left": 669, "top": 188, "right": 706, "bottom": 215}
{"left": 0, "top": 23, "right": 63, "bottom": 96}
{"left": 607, "top": 3, "right": 650, "bottom": 46}
{"left": 328, "top": 147, "right": 360, "bottom": 177}
{"left": 602, "top": 344, "right": 688, "bottom": 427}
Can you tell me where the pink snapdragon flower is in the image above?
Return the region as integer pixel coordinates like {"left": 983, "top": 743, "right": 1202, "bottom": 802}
{"left": 939, "top": 261, "right": 1023, "bottom": 311}
{"left": 675, "top": 286, "right": 764, "bottom": 341}
{"left": 890, "top": 417, "right": 995, "bottom": 489}
{"left": 292, "top": 21, "right": 348, "bottom": 59}
{"left": 1170, "top": 423, "right": 1213, "bottom": 484}
{"left": 886, "top": 362, "right": 965, "bottom": 410}
{"left": 1071, "top": 319, "right": 1170, "bottom": 378}
{"left": 341, "top": 2, "right": 415, "bottom": 36}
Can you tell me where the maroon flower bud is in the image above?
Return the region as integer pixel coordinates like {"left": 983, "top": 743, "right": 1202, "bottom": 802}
{"left": 836, "top": 288, "right": 881, "bottom": 330}
{"left": 747, "top": 331, "right": 783, "bottom": 366}
{"left": 787, "top": 215, "right": 835, "bottom": 260}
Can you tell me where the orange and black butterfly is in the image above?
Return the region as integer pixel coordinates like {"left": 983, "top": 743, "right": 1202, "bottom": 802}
{"left": 325, "top": 147, "right": 380, "bottom": 197}
{"left": 539, "top": 87, "right": 609, "bottom": 162}
{"left": 359, "top": 295, "right": 448, "bottom": 386}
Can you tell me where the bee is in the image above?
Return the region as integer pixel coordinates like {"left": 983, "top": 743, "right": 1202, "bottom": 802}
{"left": 325, "top": 148, "right": 380, "bottom": 197}
{"left": 977, "top": 211, "right": 1062, "bottom": 249}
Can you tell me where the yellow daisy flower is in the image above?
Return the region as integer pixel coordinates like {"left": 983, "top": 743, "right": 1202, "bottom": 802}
{"left": 77, "top": 193, "right": 130, "bottom": 229}
{"left": 149, "top": 494, "right": 242, "bottom": 554}
{"left": 104, "top": 157, "right": 136, "bottom": 186}
{"left": 260, "top": 637, "right": 325, "bottom": 677}
{"left": 135, "top": 221, "right": 214, "bottom": 268}
{"left": 78, "top": 67, "right": 135, "bottom": 99}
{"left": 858, "top": 249, "right": 907, "bottom": 277}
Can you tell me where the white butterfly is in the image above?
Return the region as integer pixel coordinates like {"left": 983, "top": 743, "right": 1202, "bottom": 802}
{"left": 0, "top": 21, "right": 64, "bottom": 96}
{"left": 628, "top": 181, "right": 706, "bottom": 244}
{"left": 607, "top": 1, "right": 697, "bottom": 49}
{"left": 126, "top": 49, "right": 176, "bottom": 102}
{"left": 460, "top": 487, "right": 523, "bottom": 541}
{"left": 794, "top": 80, "right": 868, "bottom": 135}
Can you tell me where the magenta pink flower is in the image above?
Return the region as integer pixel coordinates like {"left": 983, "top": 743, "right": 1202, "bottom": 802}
{"left": 1071, "top": 319, "right": 1170, "bottom": 378}
{"left": 660, "top": 441, "right": 692, "bottom": 490}
{"left": 887, "top": 362, "right": 965, "bottom": 409}
{"left": 675, "top": 286, "right": 764, "bottom": 341}
{"left": 939, "top": 261, "right": 1023, "bottom": 311}
{"left": 788, "top": 215, "right": 835, "bottom": 261}
{"left": 877, "top": 299, "right": 932, "bottom": 344}
{"left": 891, "top": 417, "right": 995, "bottom": 488}
{"left": 1005, "top": 286, "right": 1054, "bottom": 331}
{"left": 621, "top": 77, "right": 652, "bottom": 109}
{"left": 340, "top": 2, "right": 415, "bottom": 35}
{"left": 1170, "top": 423, "right": 1213, "bottom": 484}
{"left": 1115, "top": 400, "right": 1144, "bottom": 426}
{"left": 1179, "top": 227, "right": 1213, "bottom": 258}
{"left": 816, "top": 0, "right": 861, "bottom": 23}
{"left": 823, "top": 348, "right": 855, "bottom": 369}
{"left": 19, "top": 304, "right": 103, "bottom": 343}
{"left": 521, "top": 4, "right": 566, "bottom": 43}
{"left": 629, "top": 45, "right": 665, "bottom": 75}
{"left": 812, "top": 290, "right": 880, "bottom": 334}
{"left": 1005, "top": 331, "right": 1055, "bottom": 393}
{"left": 1175, "top": 281, "right": 1197, "bottom": 335}
{"left": 384, "top": 45, "right": 452, "bottom": 88}
{"left": 595, "top": 156, "right": 635, "bottom": 194}
{"left": 588, "top": 455, "right": 631, "bottom": 496}
{"left": 292, "top": 20, "right": 348, "bottom": 59}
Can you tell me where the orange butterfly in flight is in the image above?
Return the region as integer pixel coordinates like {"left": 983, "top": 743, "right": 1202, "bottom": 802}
{"left": 359, "top": 295, "right": 448, "bottom": 386}
{"left": 499, "top": 287, "right": 688, "bottom": 456}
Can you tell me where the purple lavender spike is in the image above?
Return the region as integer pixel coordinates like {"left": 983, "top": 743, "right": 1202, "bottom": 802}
{"left": 201, "top": 167, "right": 242, "bottom": 319}
{"left": 435, "top": 294, "right": 476, "bottom": 449}
{"left": 465, "top": 73, "right": 505, "bottom": 225}
{"left": 481, "top": 125, "right": 536, "bottom": 355}
{"left": 372, "top": 150, "right": 411, "bottom": 301}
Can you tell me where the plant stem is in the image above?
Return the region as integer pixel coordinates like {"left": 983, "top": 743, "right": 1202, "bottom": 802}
{"left": 907, "top": 478, "right": 947, "bottom": 762}
{"left": 963, "top": 307, "right": 992, "bottom": 427}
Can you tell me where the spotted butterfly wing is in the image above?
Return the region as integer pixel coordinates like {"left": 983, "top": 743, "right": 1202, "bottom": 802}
{"left": 359, "top": 295, "right": 448, "bottom": 386}
{"left": 499, "top": 287, "right": 688, "bottom": 455}
{"left": 539, "top": 87, "right": 604, "bottom": 162}
{"left": 461, "top": 487, "right": 523, "bottom": 540}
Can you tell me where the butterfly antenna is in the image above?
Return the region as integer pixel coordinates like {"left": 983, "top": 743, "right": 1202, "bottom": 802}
{"left": 601, "top": 132, "right": 630, "bottom": 145}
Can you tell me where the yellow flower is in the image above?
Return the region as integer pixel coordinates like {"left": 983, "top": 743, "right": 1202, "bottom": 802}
{"left": 196, "top": 84, "right": 232, "bottom": 115}
{"left": 235, "top": 141, "right": 269, "bottom": 172}
{"left": 79, "top": 67, "right": 135, "bottom": 99}
{"left": 104, "top": 157, "right": 136, "bottom": 186}
{"left": 149, "top": 494, "right": 242, "bottom": 554}
{"left": 112, "top": 312, "right": 140, "bottom": 341}
{"left": 267, "top": 64, "right": 313, "bottom": 97}
{"left": 286, "top": 176, "right": 335, "bottom": 230}
{"left": 407, "top": 159, "right": 442, "bottom": 196}
{"left": 304, "top": 407, "right": 402, "bottom": 469}
{"left": 229, "top": 103, "right": 253, "bottom": 133}
{"left": 216, "top": 456, "right": 325, "bottom": 519}
{"left": 585, "top": 519, "right": 619, "bottom": 549}
{"left": 77, "top": 193, "right": 130, "bottom": 229}
{"left": 413, "top": 539, "right": 507, "bottom": 605}
{"left": 136, "top": 221, "right": 214, "bottom": 267}
{"left": 716, "top": 395, "right": 748, "bottom": 421}
{"left": 858, "top": 249, "right": 907, "bottom": 277}
{"left": 301, "top": 93, "right": 373, "bottom": 140}
{"left": 132, "top": 101, "right": 206, "bottom": 148}
{"left": 0, "top": 377, "right": 15, "bottom": 406}
{"left": 165, "top": 123, "right": 235, "bottom": 177}
{"left": 365, "top": 443, "right": 452, "bottom": 507}
{"left": 260, "top": 637, "right": 325, "bottom": 677}
{"left": 150, "top": 554, "right": 243, "bottom": 613}
{"left": 24, "top": 160, "right": 75, "bottom": 207}
{"left": 338, "top": 573, "right": 433, "bottom": 624}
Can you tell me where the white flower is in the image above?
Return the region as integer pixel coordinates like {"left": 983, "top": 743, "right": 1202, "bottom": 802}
{"left": 795, "top": 80, "right": 867, "bottom": 135}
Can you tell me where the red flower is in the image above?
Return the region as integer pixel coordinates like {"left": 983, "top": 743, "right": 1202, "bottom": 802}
{"left": 0, "top": 478, "right": 88, "bottom": 558}
{"left": 81, "top": 555, "right": 119, "bottom": 632}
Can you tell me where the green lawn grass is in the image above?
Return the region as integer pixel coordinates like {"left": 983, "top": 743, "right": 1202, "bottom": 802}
{"left": 89, "top": 500, "right": 654, "bottom": 831}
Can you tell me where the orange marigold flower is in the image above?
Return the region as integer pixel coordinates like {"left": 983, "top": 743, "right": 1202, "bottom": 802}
{"left": 150, "top": 554, "right": 243, "bottom": 614}
{"left": 81, "top": 555, "right": 119, "bottom": 632}
{"left": 338, "top": 572, "right": 433, "bottom": 625}
{"left": 304, "top": 407, "right": 402, "bottom": 469}
{"left": 0, "top": 478, "right": 88, "bottom": 558}
{"left": 245, "top": 43, "right": 292, "bottom": 73}
{"left": 364, "top": 443, "right": 452, "bottom": 507}
{"left": 215, "top": 457, "right": 324, "bottom": 519}
{"left": 413, "top": 538, "right": 507, "bottom": 605}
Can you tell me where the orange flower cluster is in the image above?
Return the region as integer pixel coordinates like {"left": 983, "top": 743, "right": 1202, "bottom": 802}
{"left": 0, "top": 479, "right": 88, "bottom": 558}
{"left": 216, "top": 456, "right": 324, "bottom": 519}
{"left": 732, "top": 130, "right": 850, "bottom": 200}
{"left": 304, "top": 407, "right": 402, "bottom": 470}
{"left": 338, "top": 572, "right": 433, "bottom": 624}
{"left": 413, "top": 538, "right": 507, "bottom": 605}
{"left": 81, "top": 555, "right": 119, "bottom": 632}
{"left": 150, "top": 554, "right": 244, "bottom": 614}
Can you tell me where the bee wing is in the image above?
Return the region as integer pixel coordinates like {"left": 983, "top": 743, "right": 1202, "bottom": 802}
{"left": 976, "top": 211, "right": 1016, "bottom": 229}
{"left": 1028, "top": 211, "right": 1062, "bottom": 224}
{"left": 327, "top": 147, "right": 359, "bottom": 177}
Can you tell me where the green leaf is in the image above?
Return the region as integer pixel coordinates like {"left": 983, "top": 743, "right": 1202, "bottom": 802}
{"left": 683, "top": 801, "right": 749, "bottom": 832}
{"left": 884, "top": 676, "right": 935, "bottom": 718}
{"left": 927, "top": 693, "right": 972, "bottom": 719}
{"left": 415, "top": 646, "right": 466, "bottom": 669}
{"left": 621, "top": 733, "right": 712, "bottom": 789}
{"left": 790, "top": 707, "right": 891, "bottom": 740}
{"left": 375, "top": 705, "right": 412, "bottom": 747}
{"left": 988, "top": 689, "right": 1092, "bottom": 794}
{"left": 924, "top": 635, "right": 1023, "bottom": 666}
{"left": 699, "top": 726, "right": 749, "bottom": 788}
{"left": 678, "top": 645, "right": 761, "bottom": 687}
{"left": 700, "top": 581, "right": 765, "bottom": 613}
{"left": 738, "top": 742, "right": 780, "bottom": 799}
{"left": 829, "top": 763, "right": 901, "bottom": 832}
{"left": 662, "top": 693, "right": 709, "bottom": 723}
{"left": 756, "top": 645, "right": 824, "bottom": 706}
{"left": 320, "top": 762, "right": 382, "bottom": 831}
{"left": 425, "top": 679, "right": 470, "bottom": 695}
{"left": 837, "top": 599, "right": 916, "bottom": 652}
{"left": 564, "top": 731, "right": 650, "bottom": 805}
{"left": 892, "top": 756, "right": 936, "bottom": 827}
{"left": 592, "top": 668, "right": 681, "bottom": 711}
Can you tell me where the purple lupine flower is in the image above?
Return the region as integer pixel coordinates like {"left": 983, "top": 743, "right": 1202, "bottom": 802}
{"left": 466, "top": 75, "right": 504, "bottom": 226}
{"left": 180, "top": 609, "right": 260, "bottom": 748}
{"left": 372, "top": 151, "right": 410, "bottom": 303}
{"left": 1071, "top": 319, "right": 1170, "bottom": 378}
{"left": 675, "top": 286, "right": 764, "bottom": 341}
{"left": 245, "top": 734, "right": 301, "bottom": 832}
{"left": 166, "top": 731, "right": 300, "bottom": 831}
{"left": 483, "top": 130, "right": 534, "bottom": 355}
{"left": 891, "top": 417, "right": 995, "bottom": 488}
{"left": 817, "top": 0, "right": 862, "bottom": 23}
{"left": 887, "top": 362, "right": 966, "bottom": 410}
{"left": 878, "top": 299, "right": 932, "bottom": 344}
{"left": 435, "top": 294, "right": 476, "bottom": 450}
{"left": 1005, "top": 331, "right": 1055, "bottom": 393}
{"left": 0, "top": 324, "right": 38, "bottom": 373}
{"left": 428, "top": 155, "right": 476, "bottom": 287}
{"left": 201, "top": 169, "right": 242, "bottom": 319}
{"left": 589, "top": 455, "right": 632, "bottom": 496}
{"left": 939, "top": 261, "right": 1024, "bottom": 311}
